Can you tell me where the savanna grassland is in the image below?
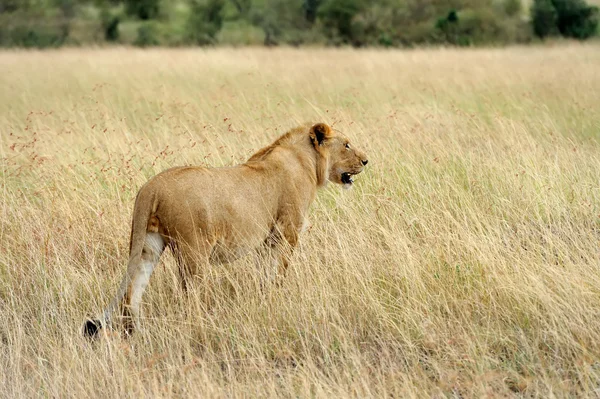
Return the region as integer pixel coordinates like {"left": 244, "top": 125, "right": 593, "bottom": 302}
{"left": 1, "top": 44, "right": 600, "bottom": 398}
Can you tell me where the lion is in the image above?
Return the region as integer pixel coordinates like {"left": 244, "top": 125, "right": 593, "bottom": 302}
{"left": 83, "top": 122, "right": 368, "bottom": 337}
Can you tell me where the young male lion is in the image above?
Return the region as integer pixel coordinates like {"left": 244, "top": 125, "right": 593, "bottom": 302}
{"left": 84, "top": 122, "right": 368, "bottom": 337}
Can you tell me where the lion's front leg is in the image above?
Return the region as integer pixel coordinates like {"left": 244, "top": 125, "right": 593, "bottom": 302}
{"left": 269, "top": 216, "right": 303, "bottom": 280}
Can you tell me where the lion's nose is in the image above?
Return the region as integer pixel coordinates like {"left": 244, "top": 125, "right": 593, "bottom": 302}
{"left": 362, "top": 159, "right": 368, "bottom": 166}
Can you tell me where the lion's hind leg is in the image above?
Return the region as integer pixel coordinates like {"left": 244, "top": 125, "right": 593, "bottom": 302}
{"left": 171, "top": 238, "right": 215, "bottom": 310}
{"left": 121, "top": 232, "right": 166, "bottom": 333}
{"left": 84, "top": 232, "right": 166, "bottom": 338}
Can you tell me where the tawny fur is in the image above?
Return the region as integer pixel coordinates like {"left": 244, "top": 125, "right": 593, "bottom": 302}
{"left": 84, "top": 122, "right": 368, "bottom": 337}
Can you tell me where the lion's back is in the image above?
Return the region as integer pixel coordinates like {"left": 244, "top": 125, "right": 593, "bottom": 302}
{"left": 138, "top": 165, "right": 278, "bottom": 247}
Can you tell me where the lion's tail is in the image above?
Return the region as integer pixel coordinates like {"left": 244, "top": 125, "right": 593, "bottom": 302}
{"left": 84, "top": 186, "right": 158, "bottom": 338}
{"left": 110, "top": 186, "right": 158, "bottom": 311}
{"left": 126, "top": 187, "right": 157, "bottom": 270}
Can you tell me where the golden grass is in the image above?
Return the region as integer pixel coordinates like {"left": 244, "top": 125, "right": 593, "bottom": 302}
{"left": 1, "top": 44, "right": 600, "bottom": 397}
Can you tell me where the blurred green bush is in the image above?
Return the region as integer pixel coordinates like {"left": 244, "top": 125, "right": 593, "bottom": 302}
{"left": 532, "top": 0, "right": 598, "bottom": 39}
{"left": 0, "top": 0, "right": 597, "bottom": 48}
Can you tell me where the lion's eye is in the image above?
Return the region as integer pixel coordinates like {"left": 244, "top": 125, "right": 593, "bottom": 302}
{"left": 345, "top": 143, "right": 350, "bottom": 150}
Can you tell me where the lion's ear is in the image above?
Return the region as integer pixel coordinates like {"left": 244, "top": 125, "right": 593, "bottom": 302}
{"left": 309, "top": 123, "right": 333, "bottom": 147}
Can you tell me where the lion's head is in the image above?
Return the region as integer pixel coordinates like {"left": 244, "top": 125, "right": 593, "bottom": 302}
{"left": 309, "top": 123, "right": 368, "bottom": 188}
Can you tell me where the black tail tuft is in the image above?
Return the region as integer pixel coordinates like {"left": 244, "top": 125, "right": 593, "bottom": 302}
{"left": 83, "top": 318, "right": 102, "bottom": 338}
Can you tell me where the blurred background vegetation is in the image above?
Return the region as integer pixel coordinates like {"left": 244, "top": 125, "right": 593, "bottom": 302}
{"left": 0, "top": 0, "right": 597, "bottom": 48}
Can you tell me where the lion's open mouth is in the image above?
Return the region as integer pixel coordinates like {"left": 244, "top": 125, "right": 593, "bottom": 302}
{"left": 341, "top": 172, "right": 355, "bottom": 185}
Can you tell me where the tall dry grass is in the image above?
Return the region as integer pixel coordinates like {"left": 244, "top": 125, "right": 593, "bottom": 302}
{"left": 1, "top": 44, "right": 600, "bottom": 397}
